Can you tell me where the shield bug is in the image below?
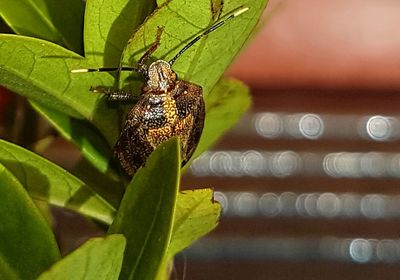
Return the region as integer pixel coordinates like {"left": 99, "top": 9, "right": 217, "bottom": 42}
{"left": 72, "top": 6, "right": 249, "bottom": 177}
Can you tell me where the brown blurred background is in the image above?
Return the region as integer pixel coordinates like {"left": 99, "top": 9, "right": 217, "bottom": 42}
{"left": 179, "top": 0, "right": 400, "bottom": 279}
{"left": 230, "top": 0, "right": 400, "bottom": 90}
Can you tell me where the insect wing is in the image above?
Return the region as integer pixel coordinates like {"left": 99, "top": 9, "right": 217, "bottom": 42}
{"left": 173, "top": 81, "right": 205, "bottom": 165}
{"left": 113, "top": 102, "right": 153, "bottom": 177}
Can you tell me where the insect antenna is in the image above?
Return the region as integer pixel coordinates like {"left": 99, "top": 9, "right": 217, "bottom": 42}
{"left": 71, "top": 7, "right": 248, "bottom": 73}
{"left": 71, "top": 66, "right": 139, "bottom": 73}
{"left": 168, "top": 6, "right": 249, "bottom": 66}
{"left": 71, "top": 28, "right": 164, "bottom": 75}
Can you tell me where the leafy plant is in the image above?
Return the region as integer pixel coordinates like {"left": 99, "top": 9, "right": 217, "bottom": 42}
{"left": 0, "top": 0, "right": 268, "bottom": 279}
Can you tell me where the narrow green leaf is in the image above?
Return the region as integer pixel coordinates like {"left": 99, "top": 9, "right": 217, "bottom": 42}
{"left": 109, "top": 137, "right": 180, "bottom": 280}
{"left": 0, "top": 35, "right": 83, "bottom": 118}
{"left": 0, "top": 34, "right": 120, "bottom": 144}
{"left": 29, "top": 100, "right": 114, "bottom": 175}
{"left": 72, "top": 158, "right": 125, "bottom": 210}
{"left": 120, "top": 0, "right": 268, "bottom": 95}
{"left": 84, "top": 0, "right": 156, "bottom": 65}
{"left": 0, "top": 139, "right": 116, "bottom": 224}
{"left": 192, "top": 78, "right": 251, "bottom": 161}
{"left": 0, "top": 0, "right": 84, "bottom": 54}
{"left": 38, "top": 235, "right": 126, "bottom": 280}
{"left": 0, "top": 163, "right": 60, "bottom": 280}
{"left": 167, "top": 189, "right": 221, "bottom": 258}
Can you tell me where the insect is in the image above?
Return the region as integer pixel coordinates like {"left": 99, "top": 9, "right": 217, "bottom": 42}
{"left": 72, "top": 6, "right": 249, "bottom": 177}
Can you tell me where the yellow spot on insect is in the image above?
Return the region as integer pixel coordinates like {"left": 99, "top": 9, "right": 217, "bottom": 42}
{"left": 163, "top": 96, "right": 178, "bottom": 124}
{"left": 147, "top": 126, "right": 173, "bottom": 148}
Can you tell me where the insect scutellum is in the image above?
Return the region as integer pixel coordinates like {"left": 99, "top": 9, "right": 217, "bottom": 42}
{"left": 71, "top": 6, "right": 249, "bottom": 78}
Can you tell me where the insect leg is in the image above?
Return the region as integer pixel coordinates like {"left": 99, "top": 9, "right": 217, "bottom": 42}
{"left": 90, "top": 86, "right": 137, "bottom": 101}
{"left": 138, "top": 26, "right": 165, "bottom": 67}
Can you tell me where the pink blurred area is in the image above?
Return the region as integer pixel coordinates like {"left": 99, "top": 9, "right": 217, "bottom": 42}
{"left": 229, "top": 0, "right": 400, "bottom": 90}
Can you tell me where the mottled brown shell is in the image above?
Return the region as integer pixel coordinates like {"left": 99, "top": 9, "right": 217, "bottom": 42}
{"left": 114, "top": 79, "right": 205, "bottom": 177}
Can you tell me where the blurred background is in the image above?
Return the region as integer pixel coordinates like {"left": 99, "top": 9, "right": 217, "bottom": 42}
{"left": 180, "top": 0, "right": 400, "bottom": 279}
{"left": 2, "top": 0, "right": 400, "bottom": 279}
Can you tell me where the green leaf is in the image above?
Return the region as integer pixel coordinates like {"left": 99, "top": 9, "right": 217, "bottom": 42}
{"left": 192, "top": 78, "right": 251, "bottom": 161}
{"left": 0, "top": 34, "right": 120, "bottom": 144}
{"left": 29, "top": 100, "right": 114, "bottom": 175}
{"left": 0, "top": 256, "right": 19, "bottom": 280}
{"left": 109, "top": 137, "right": 180, "bottom": 280}
{"left": 38, "top": 235, "right": 126, "bottom": 280}
{"left": 168, "top": 189, "right": 221, "bottom": 258}
{"left": 120, "top": 0, "right": 268, "bottom": 95}
{"left": 72, "top": 158, "right": 125, "bottom": 210}
{"left": 0, "top": 163, "right": 60, "bottom": 280}
{"left": 84, "top": 0, "right": 156, "bottom": 65}
{"left": 0, "top": 0, "right": 84, "bottom": 54}
{"left": 0, "top": 139, "right": 116, "bottom": 224}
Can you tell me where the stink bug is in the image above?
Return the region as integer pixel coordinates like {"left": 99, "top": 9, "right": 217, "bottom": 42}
{"left": 72, "top": 7, "right": 249, "bottom": 177}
